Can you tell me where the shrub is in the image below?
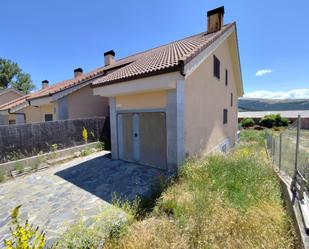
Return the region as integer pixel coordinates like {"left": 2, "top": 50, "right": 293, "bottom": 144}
{"left": 279, "top": 117, "right": 289, "bottom": 126}
{"left": 259, "top": 114, "right": 289, "bottom": 128}
{"left": 96, "top": 141, "right": 106, "bottom": 151}
{"left": 54, "top": 207, "right": 129, "bottom": 249}
{"left": 240, "top": 118, "right": 255, "bottom": 128}
{"left": 3, "top": 205, "right": 46, "bottom": 249}
{"left": 53, "top": 219, "right": 100, "bottom": 249}
{"left": 15, "top": 162, "right": 24, "bottom": 174}
{"left": 81, "top": 148, "right": 92, "bottom": 157}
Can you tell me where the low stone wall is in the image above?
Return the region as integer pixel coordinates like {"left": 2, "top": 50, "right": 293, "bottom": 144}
{"left": 0, "top": 142, "right": 103, "bottom": 176}
{"left": 0, "top": 117, "right": 110, "bottom": 163}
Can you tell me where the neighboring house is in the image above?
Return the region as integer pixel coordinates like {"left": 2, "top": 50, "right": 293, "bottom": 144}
{"left": 0, "top": 89, "right": 25, "bottom": 124}
{"left": 92, "top": 6, "right": 243, "bottom": 172}
{"left": 0, "top": 88, "right": 25, "bottom": 106}
{"left": 0, "top": 46, "right": 155, "bottom": 125}
{"left": 0, "top": 67, "right": 113, "bottom": 125}
{"left": 238, "top": 110, "right": 309, "bottom": 129}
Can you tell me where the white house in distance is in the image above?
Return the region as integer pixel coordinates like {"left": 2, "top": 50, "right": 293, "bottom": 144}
{"left": 92, "top": 6, "right": 244, "bottom": 173}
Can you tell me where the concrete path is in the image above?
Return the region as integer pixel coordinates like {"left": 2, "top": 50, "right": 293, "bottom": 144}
{"left": 0, "top": 151, "right": 164, "bottom": 246}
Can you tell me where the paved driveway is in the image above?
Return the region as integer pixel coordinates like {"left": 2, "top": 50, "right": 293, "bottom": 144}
{"left": 0, "top": 151, "right": 165, "bottom": 246}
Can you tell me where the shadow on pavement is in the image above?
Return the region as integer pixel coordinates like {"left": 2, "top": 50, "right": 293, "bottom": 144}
{"left": 55, "top": 155, "right": 166, "bottom": 203}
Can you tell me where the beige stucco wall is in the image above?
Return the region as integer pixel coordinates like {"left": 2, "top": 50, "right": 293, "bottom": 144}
{"left": 0, "top": 103, "right": 55, "bottom": 125}
{"left": 39, "top": 104, "right": 56, "bottom": 121}
{"left": 116, "top": 90, "right": 167, "bottom": 110}
{"left": 0, "top": 91, "right": 23, "bottom": 105}
{"left": 67, "top": 85, "right": 109, "bottom": 119}
{"left": 20, "top": 104, "right": 55, "bottom": 123}
{"left": 184, "top": 37, "right": 238, "bottom": 157}
{"left": 22, "top": 106, "right": 41, "bottom": 123}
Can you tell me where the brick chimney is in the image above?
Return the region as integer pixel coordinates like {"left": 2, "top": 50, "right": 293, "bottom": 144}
{"left": 104, "top": 50, "right": 115, "bottom": 66}
{"left": 42, "top": 80, "right": 49, "bottom": 89}
{"left": 74, "top": 68, "right": 83, "bottom": 78}
{"left": 207, "top": 6, "right": 225, "bottom": 33}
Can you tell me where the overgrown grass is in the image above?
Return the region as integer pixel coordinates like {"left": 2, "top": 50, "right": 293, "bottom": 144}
{"left": 0, "top": 169, "right": 6, "bottom": 183}
{"left": 103, "top": 130, "right": 295, "bottom": 249}
{"left": 240, "top": 128, "right": 266, "bottom": 145}
{"left": 14, "top": 162, "right": 24, "bottom": 174}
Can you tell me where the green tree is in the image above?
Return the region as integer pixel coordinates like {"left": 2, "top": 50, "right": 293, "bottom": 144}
{"left": 259, "top": 114, "right": 289, "bottom": 128}
{"left": 240, "top": 118, "right": 255, "bottom": 128}
{"left": 0, "top": 58, "right": 35, "bottom": 94}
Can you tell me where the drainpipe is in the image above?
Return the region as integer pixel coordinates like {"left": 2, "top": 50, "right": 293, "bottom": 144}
{"left": 179, "top": 60, "right": 186, "bottom": 76}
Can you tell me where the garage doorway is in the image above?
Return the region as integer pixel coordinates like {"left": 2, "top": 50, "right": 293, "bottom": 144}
{"left": 117, "top": 112, "right": 167, "bottom": 170}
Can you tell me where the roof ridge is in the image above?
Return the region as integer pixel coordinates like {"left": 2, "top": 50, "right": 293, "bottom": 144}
{"left": 7, "top": 22, "right": 235, "bottom": 102}
{"left": 93, "top": 23, "right": 235, "bottom": 86}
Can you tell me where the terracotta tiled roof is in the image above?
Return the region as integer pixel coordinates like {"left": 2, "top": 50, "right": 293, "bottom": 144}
{"left": 93, "top": 23, "right": 235, "bottom": 87}
{"left": 0, "top": 23, "right": 234, "bottom": 111}
{"left": 28, "top": 59, "right": 135, "bottom": 100}
{"left": 0, "top": 95, "right": 29, "bottom": 111}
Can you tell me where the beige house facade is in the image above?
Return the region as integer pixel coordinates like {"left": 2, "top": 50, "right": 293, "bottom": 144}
{"left": 92, "top": 6, "right": 243, "bottom": 172}
{"left": 0, "top": 89, "right": 25, "bottom": 124}
{"left": 0, "top": 69, "right": 109, "bottom": 125}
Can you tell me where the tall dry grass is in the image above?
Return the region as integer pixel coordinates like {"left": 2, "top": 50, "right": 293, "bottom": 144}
{"left": 104, "top": 131, "right": 295, "bottom": 249}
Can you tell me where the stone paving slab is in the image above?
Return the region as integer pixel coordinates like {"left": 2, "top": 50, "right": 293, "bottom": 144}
{"left": 0, "top": 151, "right": 164, "bottom": 247}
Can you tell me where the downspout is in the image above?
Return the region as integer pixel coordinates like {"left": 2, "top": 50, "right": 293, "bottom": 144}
{"left": 8, "top": 109, "right": 26, "bottom": 124}
{"left": 179, "top": 60, "right": 186, "bottom": 76}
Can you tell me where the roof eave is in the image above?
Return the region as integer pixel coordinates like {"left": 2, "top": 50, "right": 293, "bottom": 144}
{"left": 92, "top": 64, "right": 183, "bottom": 88}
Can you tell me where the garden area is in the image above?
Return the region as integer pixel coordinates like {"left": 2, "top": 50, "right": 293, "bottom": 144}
{"left": 3, "top": 130, "right": 297, "bottom": 249}
{"left": 0, "top": 123, "right": 109, "bottom": 184}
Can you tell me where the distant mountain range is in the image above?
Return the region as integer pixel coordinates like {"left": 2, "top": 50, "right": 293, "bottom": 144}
{"left": 238, "top": 98, "right": 309, "bottom": 112}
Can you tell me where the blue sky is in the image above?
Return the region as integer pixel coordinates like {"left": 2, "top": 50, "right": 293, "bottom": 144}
{"left": 1, "top": 0, "right": 309, "bottom": 98}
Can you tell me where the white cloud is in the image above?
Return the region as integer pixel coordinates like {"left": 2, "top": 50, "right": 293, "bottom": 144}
{"left": 255, "top": 69, "right": 272, "bottom": 76}
{"left": 244, "top": 89, "right": 309, "bottom": 99}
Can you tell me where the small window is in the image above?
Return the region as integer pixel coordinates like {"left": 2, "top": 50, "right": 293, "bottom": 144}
{"left": 45, "top": 114, "right": 53, "bottom": 122}
{"left": 9, "top": 120, "right": 16, "bottom": 125}
{"left": 223, "top": 109, "right": 228, "bottom": 124}
{"left": 225, "top": 69, "right": 228, "bottom": 86}
{"left": 231, "top": 93, "right": 233, "bottom": 107}
{"left": 213, "top": 55, "right": 220, "bottom": 79}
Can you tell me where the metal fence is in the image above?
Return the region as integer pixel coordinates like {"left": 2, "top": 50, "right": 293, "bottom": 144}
{"left": 266, "top": 115, "right": 309, "bottom": 195}
{"left": 266, "top": 116, "right": 309, "bottom": 235}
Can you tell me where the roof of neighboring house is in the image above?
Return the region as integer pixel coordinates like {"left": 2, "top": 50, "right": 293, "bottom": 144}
{"left": 92, "top": 23, "right": 235, "bottom": 87}
{"left": 0, "top": 95, "right": 29, "bottom": 112}
{"left": 0, "top": 88, "right": 25, "bottom": 97}
{"left": 238, "top": 110, "right": 309, "bottom": 119}
{"left": 28, "top": 59, "right": 136, "bottom": 100}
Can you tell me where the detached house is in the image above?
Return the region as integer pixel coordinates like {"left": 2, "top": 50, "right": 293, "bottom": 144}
{"left": 92, "top": 7, "right": 243, "bottom": 172}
